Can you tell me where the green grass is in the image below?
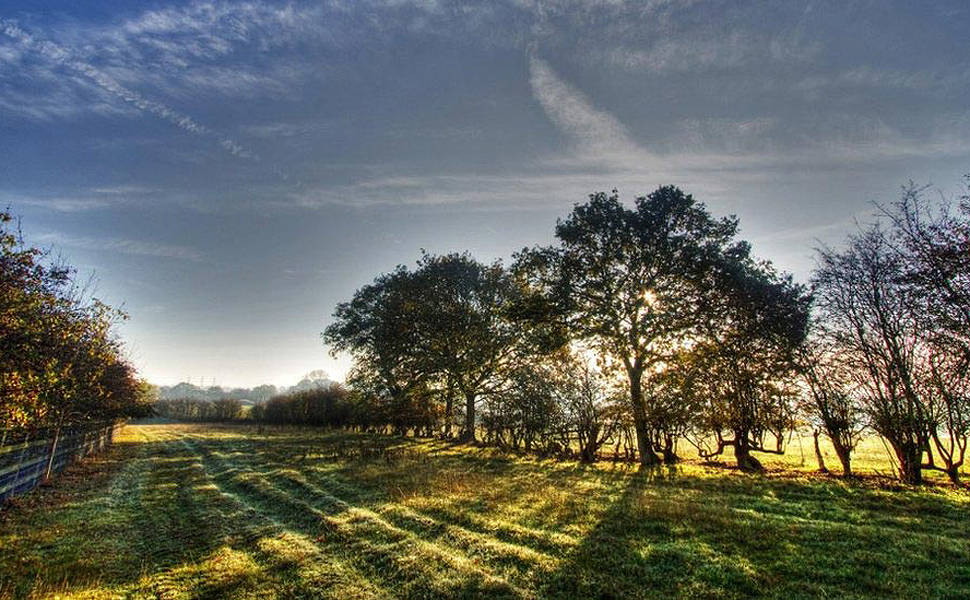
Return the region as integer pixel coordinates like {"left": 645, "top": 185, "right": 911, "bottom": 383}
{"left": 1, "top": 423, "right": 969, "bottom": 599}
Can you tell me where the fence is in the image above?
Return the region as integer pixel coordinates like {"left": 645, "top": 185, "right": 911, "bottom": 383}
{"left": 0, "top": 422, "right": 123, "bottom": 503}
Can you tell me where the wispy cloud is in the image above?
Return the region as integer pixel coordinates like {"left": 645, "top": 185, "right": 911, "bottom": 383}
{"left": 527, "top": 53, "right": 647, "bottom": 162}
{"left": 0, "top": 18, "right": 257, "bottom": 159}
{"left": 14, "top": 197, "right": 113, "bottom": 212}
{"left": 89, "top": 185, "right": 157, "bottom": 196}
{"left": 601, "top": 31, "right": 819, "bottom": 73}
{"left": 33, "top": 231, "right": 202, "bottom": 261}
{"left": 4, "top": 186, "right": 159, "bottom": 212}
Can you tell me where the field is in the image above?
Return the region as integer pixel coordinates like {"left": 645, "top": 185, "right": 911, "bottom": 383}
{"left": 1, "top": 423, "right": 969, "bottom": 599}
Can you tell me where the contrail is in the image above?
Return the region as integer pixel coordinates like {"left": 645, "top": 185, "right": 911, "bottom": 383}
{"left": 0, "top": 18, "right": 257, "bottom": 160}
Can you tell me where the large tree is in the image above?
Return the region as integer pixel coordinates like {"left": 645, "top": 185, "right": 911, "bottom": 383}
{"left": 323, "top": 266, "right": 434, "bottom": 435}
{"left": 324, "top": 253, "right": 527, "bottom": 442}
{"left": 409, "top": 253, "right": 524, "bottom": 442}
{"left": 517, "top": 187, "right": 742, "bottom": 466}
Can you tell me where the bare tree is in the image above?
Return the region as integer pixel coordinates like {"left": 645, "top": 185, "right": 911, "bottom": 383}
{"left": 798, "top": 339, "right": 866, "bottom": 476}
{"left": 918, "top": 351, "right": 969, "bottom": 483}
{"left": 812, "top": 224, "right": 928, "bottom": 484}
{"left": 882, "top": 181, "right": 970, "bottom": 483}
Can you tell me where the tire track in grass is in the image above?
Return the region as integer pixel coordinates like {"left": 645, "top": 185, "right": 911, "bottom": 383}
{"left": 213, "top": 435, "right": 579, "bottom": 571}
{"left": 259, "top": 466, "right": 556, "bottom": 590}
{"left": 184, "top": 436, "right": 435, "bottom": 597}
{"left": 193, "top": 442, "right": 526, "bottom": 599}
{"left": 136, "top": 429, "right": 391, "bottom": 600}
{"left": 173, "top": 432, "right": 403, "bottom": 600}
{"left": 180, "top": 428, "right": 400, "bottom": 598}
{"left": 271, "top": 451, "right": 584, "bottom": 572}
{"left": 376, "top": 504, "right": 556, "bottom": 582}
{"left": 193, "top": 428, "right": 960, "bottom": 600}
{"left": 196, "top": 434, "right": 565, "bottom": 588}
{"left": 183, "top": 435, "right": 529, "bottom": 599}
{"left": 397, "top": 499, "right": 581, "bottom": 557}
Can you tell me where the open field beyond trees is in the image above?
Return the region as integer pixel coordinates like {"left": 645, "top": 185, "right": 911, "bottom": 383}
{"left": 2, "top": 422, "right": 969, "bottom": 599}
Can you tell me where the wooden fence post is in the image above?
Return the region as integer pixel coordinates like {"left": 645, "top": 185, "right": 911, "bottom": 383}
{"left": 43, "top": 426, "right": 60, "bottom": 483}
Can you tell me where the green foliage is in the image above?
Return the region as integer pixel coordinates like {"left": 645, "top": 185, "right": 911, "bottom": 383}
{"left": 320, "top": 180, "right": 969, "bottom": 484}
{"left": 516, "top": 186, "right": 794, "bottom": 468}
{"left": 0, "top": 210, "right": 146, "bottom": 430}
{"left": 155, "top": 396, "right": 246, "bottom": 422}
{"left": 685, "top": 255, "right": 811, "bottom": 471}
{"left": 257, "top": 385, "right": 353, "bottom": 427}
{"left": 324, "top": 252, "right": 538, "bottom": 440}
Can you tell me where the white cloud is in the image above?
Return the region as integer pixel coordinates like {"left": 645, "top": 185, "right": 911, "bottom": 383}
{"left": 89, "top": 185, "right": 158, "bottom": 195}
{"left": 528, "top": 53, "right": 646, "bottom": 161}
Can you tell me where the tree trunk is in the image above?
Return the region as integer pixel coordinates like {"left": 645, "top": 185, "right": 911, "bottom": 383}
{"left": 734, "top": 436, "right": 763, "bottom": 472}
{"left": 628, "top": 367, "right": 661, "bottom": 466}
{"left": 444, "top": 394, "right": 454, "bottom": 438}
{"left": 812, "top": 429, "right": 829, "bottom": 473}
{"left": 946, "top": 466, "right": 961, "bottom": 485}
{"left": 833, "top": 440, "right": 852, "bottom": 477}
{"left": 661, "top": 434, "right": 679, "bottom": 464}
{"left": 894, "top": 442, "right": 923, "bottom": 484}
{"left": 460, "top": 391, "right": 476, "bottom": 443}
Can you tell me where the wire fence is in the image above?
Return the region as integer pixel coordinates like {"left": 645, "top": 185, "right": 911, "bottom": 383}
{"left": 0, "top": 421, "right": 123, "bottom": 503}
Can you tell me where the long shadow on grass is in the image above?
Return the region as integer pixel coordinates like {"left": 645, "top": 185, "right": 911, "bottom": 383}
{"left": 31, "top": 426, "right": 967, "bottom": 600}
{"left": 535, "top": 466, "right": 771, "bottom": 599}
{"left": 535, "top": 463, "right": 970, "bottom": 600}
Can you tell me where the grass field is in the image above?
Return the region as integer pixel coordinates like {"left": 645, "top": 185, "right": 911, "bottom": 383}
{"left": 1, "top": 422, "right": 969, "bottom": 599}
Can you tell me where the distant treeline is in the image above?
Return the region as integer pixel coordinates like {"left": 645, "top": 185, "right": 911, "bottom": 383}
{"left": 153, "top": 397, "right": 247, "bottom": 422}
{"left": 156, "top": 370, "right": 334, "bottom": 404}
{"left": 159, "top": 379, "right": 634, "bottom": 464}
{"left": 0, "top": 210, "right": 153, "bottom": 432}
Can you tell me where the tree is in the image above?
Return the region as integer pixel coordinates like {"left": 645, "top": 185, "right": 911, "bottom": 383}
{"left": 1, "top": 209, "right": 144, "bottom": 430}
{"left": 323, "top": 266, "right": 434, "bottom": 436}
{"left": 885, "top": 180, "right": 970, "bottom": 362}
{"left": 409, "top": 253, "right": 524, "bottom": 442}
{"left": 517, "top": 187, "right": 742, "bottom": 466}
{"left": 918, "top": 350, "right": 969, "bottom": 483}
{"left": 212, "top": 397, "right": 244, "bottom": 421}
{"left": 798, "top": 338, "right": 866, "bottom": 476}
{"left": 482, "top": 362, "right": 561, "bottom": 452}
{"left": 812, "top": 224, "right": 928, "bottom": 484}
{"left": 557, "top": 359, "right": 623, "bottom": 463}
{"left": 688, "top": 257, "right": 810, "bottom": 472}
{"left": 882, "top": 181, "right": 970, "bottom": 483}
{"left": 250, "top": 384, "right": 278, "bottom": 404}
{"left": 324, "top": 254, "right": 528, "bottom": 441}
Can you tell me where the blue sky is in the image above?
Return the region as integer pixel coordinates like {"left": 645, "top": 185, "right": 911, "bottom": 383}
{"left": 2, "top": 1, "right": 968, "bottom": 387}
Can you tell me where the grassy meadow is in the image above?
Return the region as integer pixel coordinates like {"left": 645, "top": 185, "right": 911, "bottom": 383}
{"left": 1, "top": 422, "right": 969, "bottom": 599}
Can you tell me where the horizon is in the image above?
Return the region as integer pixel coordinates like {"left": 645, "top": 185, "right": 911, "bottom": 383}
{"left": 2, "top": 1, "right": 969, "bottom": 388}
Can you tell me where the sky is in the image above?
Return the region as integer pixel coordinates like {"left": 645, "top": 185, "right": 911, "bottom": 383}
{"left": 1, "top": 1, "right": 969, "bottom": 388}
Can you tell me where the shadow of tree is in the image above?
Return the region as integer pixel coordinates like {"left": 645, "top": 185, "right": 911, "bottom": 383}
{"left": 535, "top": 466, "right": 763, "bottom": 599}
